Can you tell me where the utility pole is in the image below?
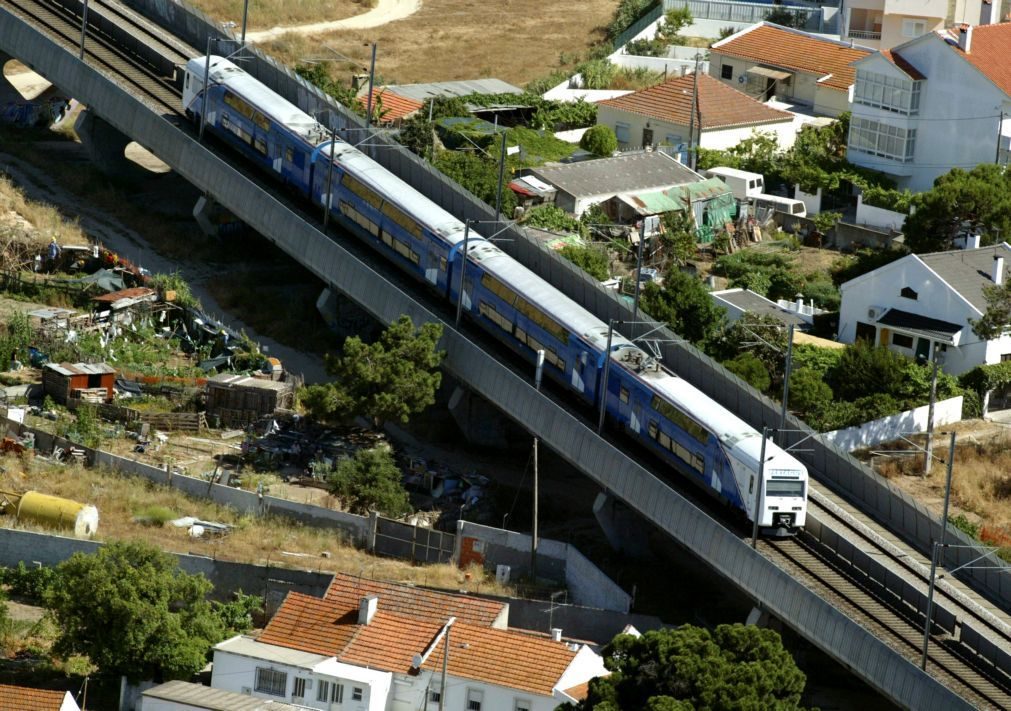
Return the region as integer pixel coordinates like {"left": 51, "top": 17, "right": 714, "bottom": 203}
{"left": 531, "top": 350, "right": 544, "bottom": 583}
{"left": 779, "top": 323, "right": 795, "bottom": 442}
{"left": 924, "top": 347, "right": 940, "bottom": 475}
{"left": 495, "top": 121, "right": 508, "bottom": 224}
{"left": 364, "top": 42, "right": 378, "bottom": 133}
{"left": 997, "top": 111, "right": 1005, "bottom": 165}
{"left": 454, "top": 221, "right": 471, "bottom": 328}
{"left": 939, "top": 431, "right": 956, "bottom": 547}
{"left": 631, "top": 220, "right": 646, "bottom": 328}
{"left": 323, "top": 119, "right": 337, "bottom": 230}
{"left": 240, "top": 0, "right": 250, "bottom": 45}
{"left": 597, "top": 320, "right": 616, "bottom": 434}
{"left": 79, "top": 0, "right": 90, "bottom": 60}
{"left": 687, "top": 53, "right": 701, "bottom": 170}
{"left": 199, "top": 38, "right": 214, "bottom": 142}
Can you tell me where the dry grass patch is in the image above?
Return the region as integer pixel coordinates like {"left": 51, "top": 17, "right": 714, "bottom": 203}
{"left": 190, "top": 0, "right": 375, "bottom": 31}
{"left": 261, "top": 0, "right": 616, "bottom": 86}
{"left": 0, "top": 457, "right": 514, "bottom": 595}
{"left": 0, "top": 174, "right": 84, "bottom": 248}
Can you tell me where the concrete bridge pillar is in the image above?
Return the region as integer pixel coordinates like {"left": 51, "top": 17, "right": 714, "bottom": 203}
{"left": 745, "top": 606, "right": 770, "bottom": 627}
{"left": 193, "top": 194, "right": 247, "bottom": 238}
{"left": 0, "top": 52, "right": 70, "bottom": 125}
{"left": 74, "top": 107, "right": 135, "bottom": 176}
{"left": 315, "top": 287, "right": 381, "bottom": 342}
{"left": 447, "top": 385, "right": 512, "bottom": 448}
{"left": 592, "top": 492, "right": 650, "bottom": 557}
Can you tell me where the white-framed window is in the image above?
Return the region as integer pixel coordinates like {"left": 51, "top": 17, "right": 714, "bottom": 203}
{"left": 853, "top": 70, "right": 920, "bottom": 115}
{"left": 902, "top": 19, "right": 926, "bottom": 38}
{"left": 318, "top": 681, "right": 344, "bottom": 703}
{"left": 466, "top": 688, "right": 484, "bottom": 710}
{"left": 352, "top": 687, "right": 364, "bottom": 702}
{"left": 615, "top": 122, "right": 630, "bottom": 143}
{"left": 254, "top": 668, "right": 287, "bottom": 697}
{"left": 849, "top": 117, "right": 916, "bottom": 162}
{"left": 292, "top": 678, "right": 307, "bottom": 698}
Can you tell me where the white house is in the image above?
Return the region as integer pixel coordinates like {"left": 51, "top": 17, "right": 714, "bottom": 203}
{"left": 709, "top": 22, "right": 871, "bottom": 117}
{"left": 838, "top": 0, "right": 997, "bottom": 50}
{"left": 846, "top": 22, "right": 1011, "bottom": 192}
{"left": 210, "top": 573, "right": 605, "bottom": 711}
{"left": 595, "top": 72, "right": 797, "bottom": 153}
{"left": 838, "top": 243, "right": 1011, "bottom": 376}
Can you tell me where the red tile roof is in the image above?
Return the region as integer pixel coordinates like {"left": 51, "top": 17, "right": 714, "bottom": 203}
{"left": 944, "top": 22, "right": 1011, "bottom": 97}
{"left": 598, "top": 72, "right": 792, "bottom": 130}
{"left": 880, "top": 49, "right": 926, "bottom": 81}
{"left": 356, "top": 88, "right": 423, "bottom": 123}
{"left": 258, "top": 591, "right": 581, "bottom": 696}
{"left": 0, "top": 684, "right": 71, "bottom": 711}
{"left": 712, "top": 23, "right": 871, "bottom": 91}
{"left": 323, "top": 572, "right": 507, "bottom": 627}
{"left": 562, "top": 681, "right": 591, "bottom": 701}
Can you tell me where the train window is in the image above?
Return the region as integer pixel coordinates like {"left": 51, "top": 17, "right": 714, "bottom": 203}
{"left": 692, "top": 454, "right": 705, "bottom": 473}
{"left": 223, "top": 90, "right": 255, "bottom": 120}
{"left": 766, "top": 480, "right": 804, "bottom": 497}
{"left": 619, "top": 387, "right": 629, "bottom": 404}
{"left": 481, "top": 274, "right": 519, "bottom": 306}
{"left": 285, "top": 147, "right": 294, "bottom": 163}
{"left": 650, "top": 395, "right": 709, "bottom": 444}
{"left": 749, "top": 476, "right": 754, "bottom": 495}
{"left": 341, "top": 173, "right": 383, "bottom": 209}
{"left": 381, "top": 230, "right": 393, "bottom": 247}
{"left": 659, "top": 431, "right": 671, "bottom": 450}
{"left": 254, "top": 137, "right": 267, "bottom": 156}
{"left": 382, "top": 201, "right": 423, "bottom": 238}
{"left": 440, "top": 257, "right": 448, "bottom": 271}
{"left": 342, "top": 202, "right": 379, "bottom": 237}
{"left": 221, "top": 114, "right": 231, "bottom": 130}
{"left": 514, "top": 327, "right": 527, "bottom": 343}
{"left": 479, "top": 303, "right": 512, "bottom": 333}
{"left": 648, "top": 421, "right": 658, "bottom": 439}
{"left": 393, "top": 238, "right": 420, "bottom": 265}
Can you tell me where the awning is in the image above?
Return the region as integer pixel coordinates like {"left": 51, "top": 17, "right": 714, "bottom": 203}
{"left": 876, "top": 308, "right": 962, "bottom": 345}
{"left": 747, "top": 66, "right": 792, "bottom": 81}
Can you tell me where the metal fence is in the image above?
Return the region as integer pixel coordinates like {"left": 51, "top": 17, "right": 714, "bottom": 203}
{"left": 673, "top": 0, "right": 823, "bottom": 31}
{"left": 613, "top": 2, "right": 665, "bottom": 49}
{"left": 373, "top": 517, "right": 455, "bottom": 564}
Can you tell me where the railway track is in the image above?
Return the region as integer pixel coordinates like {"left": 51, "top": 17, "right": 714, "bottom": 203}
{"left": 764, "top": 494, "right": 1011, "bottom": 710}
{"left": 5, "top": 1, "right": 1011, "bottom": 707}
{"left": 5, "top": 0, "right": 184, "bottom": 115}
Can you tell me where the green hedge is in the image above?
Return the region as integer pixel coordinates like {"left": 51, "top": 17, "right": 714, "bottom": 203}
{"left": 960, "top": 361, "right": 1011, "bottom": 401}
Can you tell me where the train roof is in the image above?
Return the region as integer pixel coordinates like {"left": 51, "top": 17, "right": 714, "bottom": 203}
{"left": 473, "top": 247, "right": 640, "bottom": 353}
{"left": 642, "top": 369, "right": 806, "bottom": 477}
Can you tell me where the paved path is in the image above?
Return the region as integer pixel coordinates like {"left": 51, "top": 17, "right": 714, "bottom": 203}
{"left": 245, "top": 0, "right": 421, "bottom": 42}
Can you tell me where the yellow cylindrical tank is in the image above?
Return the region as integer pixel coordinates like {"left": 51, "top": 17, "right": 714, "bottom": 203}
{"left": 16, "top": 491, "right": 99, "bottom": 537}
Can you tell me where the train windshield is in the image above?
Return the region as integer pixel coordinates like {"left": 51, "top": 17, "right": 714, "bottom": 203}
{"left": 766, "top": 480, "right": 804, "bottom": 497}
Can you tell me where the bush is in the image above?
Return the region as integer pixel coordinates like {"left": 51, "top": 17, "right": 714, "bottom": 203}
{"left": 325, "top": 447, "right": 411, "bottom": 518}
{"left": 860, "top": 185, "right": 914, "bottom": 214}
{"left": 575, "top": 59, "right": 617, "bottom": 90}
{"left": 0, "top": 562, "right": 57, "bottom": 601}
{"left": 949, "top": 513, "right": 980, "bottom": 540}
{"left": 608, "top": 0, "right": 659, "bottom": 40}
{"left": 134, "top": 505, "right": 177, "bottom": 527}
{"left": 580, "top": 125, "right": 618, "bottom": 156}
{"left": 559, "top": 245, "right": 611, "bottom": 281}
{"left": 522, "top": 205, "right": 584, "bottom": 236}
{"left": 724, "top": 352, "right": 771, "bottom": 392}
{"left": 787, "top": 367, "right": 833, "bottom": 415}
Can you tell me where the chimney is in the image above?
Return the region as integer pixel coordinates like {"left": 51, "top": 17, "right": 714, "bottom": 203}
{"left": 958, "top": 24, "right": 973, "bottom": 53}
{"left": 358, "top": 595, "right": 378, "bottom": 625}
{"left": 551, "top": 628, "right": 563, "bottom": 642}
{"left": 795, "top": 293, "right": 804, "bottom": 312}
{"left": 994, "top": 256, "right": 1005, "bottom": 287}
{"left": 967, "top": 234, "right": 981, "bottom": 250}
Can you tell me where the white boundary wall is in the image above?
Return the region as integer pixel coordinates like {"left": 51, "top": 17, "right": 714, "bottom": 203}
{"left": 855, "top": 194, "right": 907, "bottom": 231}
{"left": 822, "top": 395, "right": 963, "bottom": 452}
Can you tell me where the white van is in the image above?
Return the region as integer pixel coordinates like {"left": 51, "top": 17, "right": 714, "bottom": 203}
{"left": 704, "top": 167, "right": 765, "bottom": 201}
{"left": 752, "top": 193, "right": 807, "bottom": 218}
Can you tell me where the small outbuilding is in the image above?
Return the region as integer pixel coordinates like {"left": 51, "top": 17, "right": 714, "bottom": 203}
{"left": 42, "top": 362, "right": 116, "bottom": 404}
{"left": 206, "top": 373, "right": 296, "bottom": 428}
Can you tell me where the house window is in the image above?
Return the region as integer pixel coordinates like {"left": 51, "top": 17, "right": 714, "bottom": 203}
{"left": 466, "top": 689, "right": 484, "bottom": 711}
{"left": 900, "top": 286, "right": 918, "bottom": 300}
{"left": 352, "top": 687, "right": 363, "bottom": 702}
{"left": 902, "top": 19, "right": 926, "bottom": 38}
{"left": 515, "top": 700, "right": 532, "bottom": 711}
{"left": 428, "top": 688, "right": 442, "bottom": 704}
{"left": 292, "top": 678, "right": 307, "bottom": 698}
{"left": 855, "top": 321, "right": 877, "bottom": 342}
{"left": 1001, "top": 353, "right": 1011, "bottom": 362}
{"left": 316, "top": 681, "right": 343, "bottom": 703}
{"left": 891, "top": 333, "right": 914, "bottom": 349}
{"left": 849, "top": 118, "right": 916, "bottom": 162}
{"left": 254, "top": 668, "right": 287, "bottom": 697}
{"left": 615, "top": 122, "right": 630, "bottom": 143}
{"left": 721, "top": 64, "right": 733, "bottom": 80}
{"left": 854, "top": 70, "right": 920, "bottom": 115}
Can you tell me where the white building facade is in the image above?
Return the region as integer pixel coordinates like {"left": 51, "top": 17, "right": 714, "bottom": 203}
{"left": 839, "top": 0, "right": 996, "bottom": 50}
{"left": 838, "top": 244, "right": 1011, "bottom": 376}
{"left": 846, "top": 24, "right": 1011, "bottom": 192}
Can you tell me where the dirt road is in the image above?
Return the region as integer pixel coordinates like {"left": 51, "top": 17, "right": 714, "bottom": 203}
{"left": 245, "top": 0, "right": 421, "bottom": 42}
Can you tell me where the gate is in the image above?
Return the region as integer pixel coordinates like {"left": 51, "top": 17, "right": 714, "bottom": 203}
{"left": 373, "top": 517, "right": 456, "bottom": 564}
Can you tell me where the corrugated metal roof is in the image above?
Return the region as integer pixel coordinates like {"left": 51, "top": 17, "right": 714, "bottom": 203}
{"left": 142, "top": 680, "right": 299, "bottom": 710}
{"left": 381, "top": 78, "right": 523, "bottom": 102}
{"left": 530, "top": 151, "right": 702, "bottom": 200}
{"left": 207, "top": 374, "right": 290, "bottom": 392}
{"left": 45, "top": 362, "right": 116, "bottom": 377}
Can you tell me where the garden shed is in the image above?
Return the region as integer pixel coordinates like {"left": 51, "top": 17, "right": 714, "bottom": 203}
{"left": 42, "top": 362, "right": 116, "bottom": 404}
{"left": 206, "top": 373, "right": 296, "bottom": 428}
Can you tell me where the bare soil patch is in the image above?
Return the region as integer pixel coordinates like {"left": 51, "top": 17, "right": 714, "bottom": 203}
{"left": 260, "top": 0, "right": 617, "bottom": 86}
{"left": 190, "top": 0, "right": 376, "bottom": 31}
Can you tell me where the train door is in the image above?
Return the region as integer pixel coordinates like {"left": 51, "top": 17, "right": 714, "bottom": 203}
{"left": 628, "top": 394, "right": 644, "bottom": 437}
{"left": 424, "top": 249, "right": 443, "bottom": 286}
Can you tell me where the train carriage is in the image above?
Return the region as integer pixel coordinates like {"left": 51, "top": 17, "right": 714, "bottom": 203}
{"left": 181, "top": 55, "right": 809, "bottom": 536}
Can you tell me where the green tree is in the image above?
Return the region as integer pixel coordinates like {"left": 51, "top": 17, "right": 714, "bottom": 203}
{"left": 639, "top": 271, "right": 727, "bottom": 347}
{"left": 713, "top": 312, "right": 790, "bottom": 385}
{"left": 44, "top": 541, "right": 250, "bottom": 682}
{"left": 971, "top": 280, "right": 1011, "bottom": 341}
{"left": 724, "top": 352, "right": 771, "bottom": 392}
{"left": 655, "top": 6, "right": 693, "bottom": 45}
{"left": 765, "top": 6, "right": 803, "bottom": 28}
{"left": 294, "top": 63, "right": 361, "bottom": 115}
{"left": 904, "top": 164, "right": 1011, "bottom": 253}
{"left": 561, "top": 625, "right": 809, "bottom": 711}
{"left": 432, "top": 150, "right": 518, "bottom": 216}
{"left": 301, "top": 316, "right": 445, "bottom": 425}
{"left": 787, "top": 367, "right": 833, "bottom": 414}
{"left": 326, "top": 446, "right": 411, "bottom": 517}
{"left": 580, "top": 124, "right": 618, "bottom": 156}
{"left": 559, "top": 245, "right": 611, "bottom": 281}
{"left": 659, "top": 210, "right": 697, "bottom": 267}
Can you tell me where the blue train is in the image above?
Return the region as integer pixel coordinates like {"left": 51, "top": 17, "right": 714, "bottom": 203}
{"left": 183, "top": 56, "right": 808, "bottom": 534}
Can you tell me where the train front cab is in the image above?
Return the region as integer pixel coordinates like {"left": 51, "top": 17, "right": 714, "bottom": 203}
{"left": 758, "top": 465, "right": 807, "bottom": 535}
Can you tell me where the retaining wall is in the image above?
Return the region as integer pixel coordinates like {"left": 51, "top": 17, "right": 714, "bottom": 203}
{"left": 823, "top": 396, "right": 964, "bottom": 453}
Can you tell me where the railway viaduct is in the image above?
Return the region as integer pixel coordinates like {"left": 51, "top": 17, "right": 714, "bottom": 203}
{"left": 1, "top": 0, "right": 1010, "bottom": 706}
